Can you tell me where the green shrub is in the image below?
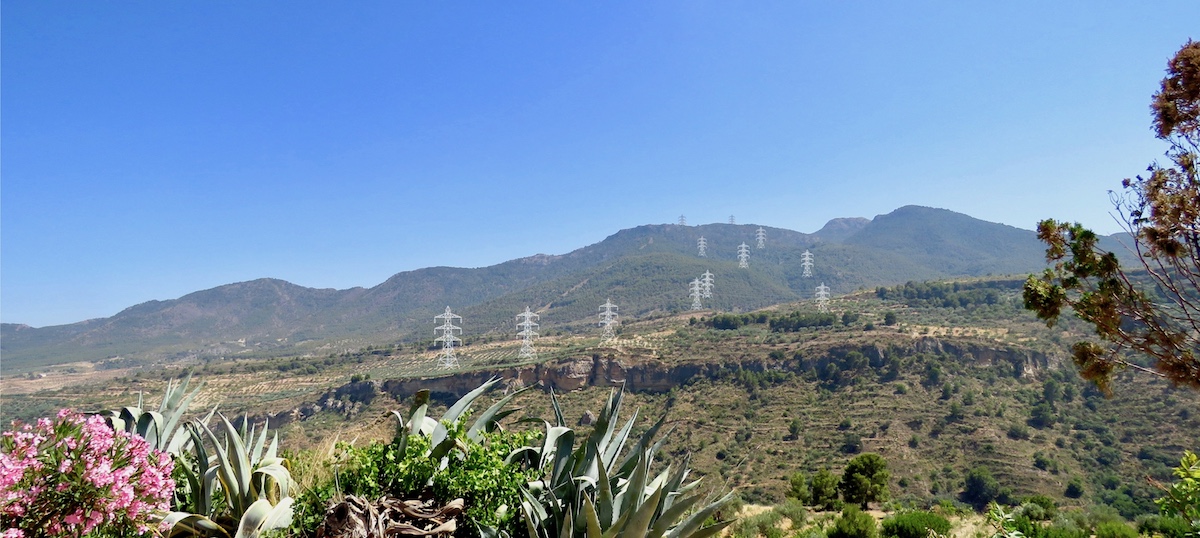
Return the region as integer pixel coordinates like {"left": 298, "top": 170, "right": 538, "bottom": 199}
{"left": 775, "top": 497, "right": 808, "bottom": 527}
{"left": 828, "top": 507, "right": 878, "bottom": 538}
{"left": 880, "top": 510, "right": 951, "bottom": 538}
{"left": 734, "top": 510, "right": 783, "bottom": 538}
{"left": 1135, "top": 514, "right": 1191, "bottom": 538}
{"left": 1095, "top": 521, "right": 1138, "bottom": 538}
{"left": 962, "top": 467, "right": 1001, "bottom": 509}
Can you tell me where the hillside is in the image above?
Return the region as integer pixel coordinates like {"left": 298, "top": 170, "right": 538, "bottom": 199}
{"left": 0, "top": 206, "right": 1132, "bottom": 373}
{"left": 4, "top": 275, "right": 1193, "bottom": 526}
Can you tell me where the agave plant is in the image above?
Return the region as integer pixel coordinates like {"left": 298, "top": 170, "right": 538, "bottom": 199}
{"left": 165, "top": 414, "right": 295, "bottom": 538}
{"left": 99, "top": 371, "right": 214, "bottom": 455}
{"left": 513, "top": 386, "right": 735, "bottom": 538}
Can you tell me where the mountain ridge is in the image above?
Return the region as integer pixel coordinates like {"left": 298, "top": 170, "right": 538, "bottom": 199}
{"left": 0, "top": 206, "right": 1129, "bottom": 372}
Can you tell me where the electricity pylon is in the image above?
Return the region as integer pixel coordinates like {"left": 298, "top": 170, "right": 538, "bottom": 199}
{"left": 801, "top": 250, "right": 814, "bottom": 278}
{"left": 689, "top": 278, "right": 704, "bottom": 310}
{"left": 516, "top": 307, "right": 539, "bottom": 360}
{"left": 815, "top": 284, "right": 831, "bottom": 313}
{"left": 756, "top": 227, "right": 766, "bottom": 249}
{"left": 679, "top": 215, "right": 687, "bottom": 226}
{"left": 598, "top": 299, "right": 619, "bottom": 341}
{"left": 698, "top": 236, "right": 707, "bottom": 257}
{"left": 434, "top": 306, "right": 462, "bottom": 369}
{"left": 729, "top": 215, "right": 736, "bottom": 225}
{"left": 738, "top": 243, "right": 750, "bottom": 268}
{"left": 700, "top": 270, "right": 714, "bottom": 298}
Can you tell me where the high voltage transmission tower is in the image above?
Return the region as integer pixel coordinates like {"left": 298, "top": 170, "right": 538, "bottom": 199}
{"left": 434, "top": 306, "right": 462, "bottom": 369}
{"left": 598, "top": 299, "right": 619, "bottom": 341}
{"left": 815, "top": 283, "right": 831, "bottom": 313}
{"left": 801, "top": 250, "right": 814, "bottom": 277}
{"left": 689, "top": 278, "right": 704, "bottom": 310}
{"left": 737, "top": 243, "right": 750, "bottom": 268}
{"left": 700, "top": 270, "right": 714, "bottom": 298}
{"left": 516, "top": 307, "right": 539, "bottom": 360}
{"left": 679, "top": 215, "right": 687, "bottom": 226}
{"left": 756, "top": 227, "right": 766, "bottom": 249}
{"left": 697, "top": 236, "right": 707, "bottom": 257}
{"left": 729, "top": 215, "right": 736, "bottom": 225}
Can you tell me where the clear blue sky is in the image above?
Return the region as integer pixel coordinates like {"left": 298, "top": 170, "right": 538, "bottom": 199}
{"left": 2, "top": 2, "right": 1197, "bottom": 327}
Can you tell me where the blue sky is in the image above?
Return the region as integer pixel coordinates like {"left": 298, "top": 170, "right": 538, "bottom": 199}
{"left": 2, "top": 2, "right": 1197, "bottom": 327}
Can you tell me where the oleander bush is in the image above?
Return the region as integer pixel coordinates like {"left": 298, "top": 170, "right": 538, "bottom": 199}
{"left": 0, "top": 409, "right": 175, "bottom": 537}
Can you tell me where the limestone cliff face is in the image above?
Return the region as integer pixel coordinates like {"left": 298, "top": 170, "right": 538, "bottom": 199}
{"left": 245, "top": 337, "right": 1056, "bottom": 430}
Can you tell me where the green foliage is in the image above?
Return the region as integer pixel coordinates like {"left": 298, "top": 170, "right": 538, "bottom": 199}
{"left": 1065, "top": 478, "right": 1086, "bottom": 499}
{"left": 770, "top": 311, "right": 838, "bottom": 332}
{"left": 1154, "top": 450, "right": 1200, "bottom": 535}
{"left": 828, "top": 507, "right": 878, "bottom": 538}
{"left": 880, "top": 511, "right": 951, "bottom": 538}
{"left": 963, "top": 467, "right": 1001, "bottom": 509}
{"left": 811, "top": 469, "right": 841, "bottom": 511}
{"left": 1094, "top": 521, "right": 1138, "bottom": 538}
{"left": 733, "top": 510, "right": 783, "bottom": 538}
{"left": 839, "top": 453, "right": 889, "bottom": 509}
{"left": 293, "top": 378, "right": 541, "bottom": 538}
{"left": 775, "top": 498, "right": 808, "bottom": 527}
{"left": 790, "top": 471, "right": 813, "bottom": 504}
{"left": 1136, "top": 514, "right": 1192, "bottom": 538}
{"left": 877, "top": 280, "right": 1016, "bottom": 309}
{"left": 883, "top": 312, "right": 898, "bottom": 326}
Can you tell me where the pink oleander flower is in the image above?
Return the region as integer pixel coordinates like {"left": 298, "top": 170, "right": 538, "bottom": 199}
{"left": 0, "top": 410, "right": 175, "bottom": 536}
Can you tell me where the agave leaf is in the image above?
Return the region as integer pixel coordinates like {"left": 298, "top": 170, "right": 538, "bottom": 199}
{"left": 581, "top": 496, "right": 603, "bottom": 538}
{"left": 160, "top": 373, "right": 204, "bottom": 451}
{"left": 573, "top": 439, "right": 601, "bottom": 485}
{"left": 619, "top": 450, "right": 649, "bottom": 520}
{"left": 263, "top": 433, "right": 280, "bottom": 462}
{"left": 549, "top": 389, "right": 567, "bottom": 427}
{"left": 521, "top": 502, "right": 542, "bottom": 538}
{"left": 647, "top": 491, "right": 705, "bottom": 538}
{"left": 443, "top": 376, "right": 502, "bottom": 425}
{"left": 545, "top": 426, "right": 575, "bottom": 486}
{"left": 162, "top": 511, "right": 229, "bottom": 538}
{"left": 171, "top": 405, "right": 219, "bottom": 456}
{"left": 233, "top": 497, "right": 294, "bottom": 538}
{"left": 430, "top": 419, "right": 451, "bottom": 449}
{"left": 681, "top": 519, "right": 736, "bottom": 538}
{"left": 596, "top": 453, "right": 615, "bottom": 528}
{"left": 615, "top": 414, "right": 667, "bottom": 478}
{"left": 600, "top": 411, "right": 637, "bottom": 473}
{"left": 409, "top": 403, "right": 429, "bottom": 437}
{"left": 621, "top": 483, "right": 664, "bottom": 538}
{"left": 249, "top": 419, "right": 270, "bottom": 466}
{"left": 664, "top": 491, "right": 735, "bottom": 538}
{"left": 467, "top": 383, "right": 534, "bottom": 441}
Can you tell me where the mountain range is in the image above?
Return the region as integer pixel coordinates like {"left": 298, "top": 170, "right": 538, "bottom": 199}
{"left": 0, "top": 206, "right": 1130, "bottom": 372}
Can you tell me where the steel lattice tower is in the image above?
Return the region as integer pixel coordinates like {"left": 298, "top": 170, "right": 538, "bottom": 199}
{"left": 815, "top": 283, "right": 831, "bottom": 313}
{"left": 700, "top": 270, "right": 714, "bottom": 298}
{"left": 689, "top": 278, "right": 704, "bottom": 310}
{"left": 697, "top": 236, "right": 707, "bottom": 257}
{"left": 598, "top": 299, "right": 619, "bottom": 341}
{"left": 756, "top": 227, "right": 766, "bottom": 249}
{"left": 679, "top": 215, "right": 687, "bottom": 226}
{"left": 434, "top": 306, "right": 463, "bottom": 369}
{"left": 737, "top": 243, "right": 750, "bottom": 268}
{"left": 516, "top": 307, "right": 540, "bottom": 360}
{"left": 729, "top": 215, "right": 736, "bottom": 225}
{"left": 801, "top": 250, "right": 814, "bottom": 277}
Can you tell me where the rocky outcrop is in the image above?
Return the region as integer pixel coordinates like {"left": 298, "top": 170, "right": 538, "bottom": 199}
{"left": 242, "top": 337, "right": 1058, "bottom": 430}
